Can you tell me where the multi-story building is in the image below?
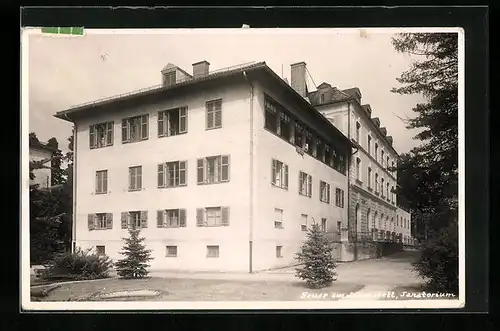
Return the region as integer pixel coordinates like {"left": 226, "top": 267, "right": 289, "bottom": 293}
{"left": 29, "top": 140, "right": 55, "bottom": 188}
{"left": 290, "top": 62, "right": 407, "bottom": 259}
{"left": 396, "top": 207, "right": 415, "bottom": 247}
{"left": 54, "top": 61, "right": 354, "bottom": 272}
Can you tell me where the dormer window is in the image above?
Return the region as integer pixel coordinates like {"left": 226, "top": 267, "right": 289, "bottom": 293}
{"left": 320, "top": 94, "right": 325, "bottom": 103}
{"left": 163, "top": 71, "right": 176, "bottom": 87}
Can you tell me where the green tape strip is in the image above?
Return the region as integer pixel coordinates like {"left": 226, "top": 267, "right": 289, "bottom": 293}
{"left": 41, "top": 27, "right": 84, "bottom": 35}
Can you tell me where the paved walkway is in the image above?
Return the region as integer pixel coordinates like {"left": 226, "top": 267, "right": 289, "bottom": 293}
{"left": 147, "top": 250, "right": 423, "bottom": 289}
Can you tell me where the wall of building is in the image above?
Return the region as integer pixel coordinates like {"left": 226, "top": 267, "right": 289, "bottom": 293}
{"left": 29, "top": 148, "right": 52, "bottom": 188}
{"left": 74, "top": 82, "right": 254, "bottom": 272}
{"left": 250, "top": 82, "right": 349, "bottom": 271}
{"left": 396, "top": 207, "right": 412, "bottom": 244}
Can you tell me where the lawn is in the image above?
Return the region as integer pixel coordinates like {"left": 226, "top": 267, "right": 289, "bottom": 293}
{"left": 33, "top": 277, "right": 364, "bottom": 302}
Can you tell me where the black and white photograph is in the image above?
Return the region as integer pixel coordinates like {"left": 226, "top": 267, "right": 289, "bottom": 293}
{"left": 22, "top": 27, "right": 464, "bottom": 310}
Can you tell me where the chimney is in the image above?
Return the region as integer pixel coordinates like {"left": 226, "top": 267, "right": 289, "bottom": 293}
{"left": 290, "top": 62, "right": 307, "bottom": 97}
{"left": 192, "top": 61, "right": 210, "bottom": 78}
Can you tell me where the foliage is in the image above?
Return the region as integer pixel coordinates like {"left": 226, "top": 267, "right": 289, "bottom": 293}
{"left": 295, "top": 223, "right": 337, "bottom": 288}
{"left": 115, "top": 227, "right": 154, "bottom": 279}
{"left": 391, "top": 33, "right": 458, "bottom": 294}
{"left": 39, "top": 247, "right": 113, "bottom": 281}
{"left": 46, "top": 137, "right": 65, "bottom": 186}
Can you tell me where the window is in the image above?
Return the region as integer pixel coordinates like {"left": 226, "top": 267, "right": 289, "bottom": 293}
{"left": 392, "top": 161, "right": 395, "bottom": 175}
{"left": 158, "top": 161, "right": 187, "bottom": 188}
{"left": 379, "top": 214, "right": 383, "bottom": 229}
{"left": 299, "top": 171, "right": 312, "bottom": 197}
{"left": 166, "top": 245, "right": 177, "bottom": 257}
{"left": 157, "top": 209, "right": 187, "bottom": 228}
{"left": 121, "top": 211, "right": 147, "bottom": 229}
{"left": 316, "top": 138, "right": 326, "bottom": 162}
{"left": 355, "top": 121, "right": 361, "bottom": 142}
{"left": 304, "top": 130, "right": 313, "bottom": 155}
{"left": 197, "top": 155, "right": 230, "bottom": 184}
{"left": 95, "top": 170, "right": 108, "bottom": 194}
{"left": 325, "top": 144, "right": 332, "bottom": 166}
{"left": 122, "top": 115, "right": 149, "bottom": 143}
{"left": 375, "top": 173, "right": 379, "bottom": 193}
{"left": 335, "top": 188, "right": 345, "bottom": 208}
{"left": 319, "top": 180, "right": 331, "bottom": 203}
{"left": 337, "top": 221, "right": 342, "bottom": 235}
{"left": 129, "top": 166, "right": 142, "bottom": 191}
{"left": 356, "top": 158, "right": 361, "bottom": 181}
{"left": 163, "top": 71, "right": 176, "bottom": 86}
{"left": 321, "top": 218, "right": 327, "bottom": 232}
{"left": 274, "top": 208, "right": 284, "bottom": 228}
{"left": 373, "top": 211, "right": 377, "bottom": 229}
{"left": 397, "top": 215, "right": 399, "bottom": 227}
{"left": 88, "top": 213, "right": 113, "bottom": 230}
{"left": 367, "top": 167, "right": 372, "bottom": 189}
{"left": 264, "top": 96, "right": 278, "bottom": 132}
{"left": 367, "top": 209, "right": 371, "bottom": 230}
{"left": 367, "top": 135, "right": 372, "bottom": 155}
{"left": 207, "top": 245, "right": 219, "bottom": 258}
{"left": 89, "top": 122, "right": 113, "bottom": 149}
{"left": 158, "top": 107, "right": 188, "bottom": 137}
{"left": 206, "top": 99, "right": 222, "bottom": 129}
{"left": 276, "top": 246, "right": 283, "bottom": 258}
{"left": 271, "top": 159, "right": 289, "bottom": 189}
{"left": 381, "top": 178, "right": 385, "bottom": 197}
{"left": 96, "top": 245, "right": 105, "bottom": 256}
{"left": 196, "top": 207, "right": 230, "bottom": 227}
{"left": 278, "top": 112, "right": 292, "bottom": 141}
{"left": 386, "top": 183, "right": 390, "bottom": 199}
{"left": 320, "top": 94, "right": 325, "bottom": 103}
{"left": 301, "top": 214, "right": 308, "bottom": 231}
{"left": 375, "top": 143, "right": 379, "bottom": 162}
{"left": 381, "top": 150, "right": 385, "bottom": 167}
{"left": 387, "top": 156, "right": 390, "bottom": 170}
{"left": 294, "top": 122, "right": 304, "bottom": 148}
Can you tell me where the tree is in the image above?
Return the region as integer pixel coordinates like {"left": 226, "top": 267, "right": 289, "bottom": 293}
{"left": 115, "top": 227, "right": 153, "bottom": 279}
{"left": 295, "top": 223, "right": 337, "bottom": 288}
{"left": 391, "top": 33, "right": 458, "bottom": 293}
{"left": 46, "top": 137, "right": 65, "bottom": 186}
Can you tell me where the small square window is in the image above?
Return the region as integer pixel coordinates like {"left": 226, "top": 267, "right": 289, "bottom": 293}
{"left": 207, "top": 245, "right": 219, "bottom": 258}
{"left": 166, "top": 245, "right": 177, "bottom": 257}
{"left": 96, "top": 245, "right": 105, "bottom": 256}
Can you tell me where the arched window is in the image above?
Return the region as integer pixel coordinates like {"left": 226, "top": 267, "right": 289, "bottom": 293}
{"left": 366, "top": 208, "right": 371, "bottom": 231}
{"left": 355, "top": 203, "right": 361, "bottom": 234}
{"left": 379, "top": 213, "right": 383, "bottom": 229}
{"left": 373, "top": 211, "right": 377, "bottom": 229}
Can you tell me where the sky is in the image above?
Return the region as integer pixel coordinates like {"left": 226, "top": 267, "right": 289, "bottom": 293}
{"left": 27, "top": 28, "right": 426, "bottom": 154}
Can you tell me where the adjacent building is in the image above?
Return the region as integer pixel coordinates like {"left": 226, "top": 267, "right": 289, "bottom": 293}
{"left": 29, "top": 140, "right": 55, "bottom": 188}
{"left": 54, "top": 61, "right": 354, "bottom": 272}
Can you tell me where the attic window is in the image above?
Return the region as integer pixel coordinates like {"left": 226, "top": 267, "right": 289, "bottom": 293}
{"left": 320, "top": 94, "right": 325, "bottom": 103}
{"left": 163, "top": 71, "right": 176, "bottom": 86}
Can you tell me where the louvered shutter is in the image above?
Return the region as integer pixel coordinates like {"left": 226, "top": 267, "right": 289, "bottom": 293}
{"left": 158, "top": 164, "right": 165, "bottom": 188}
{"left": 89, "top": 125, "right": 96, "bottom": 149}
{"left": 179, "top": 107, "right": 187, "bottom": 133}
{"left": 106, "top": 122, "right": 113, "bottom": 146}
{"left": 179, "top": 209, "right": 186, "bottom": 227}
{"left": 179, "top": 161, "right": 187, "bottom": 186}
{"left": 121, "top": 119, "right": 129, "bottom": 143}
{"left": 121, "top": 212, "right": 128, "bottom": 229}
{"left": 197, "top": 159, "right": 204, "bottom": 184}
{"left": 221, "top": 156, "right": 229, "bottom": 182}
{"left": 141, "top": 115, "right": 149, "bottom": 140}
{"left": 140, "top": 211, "right": 148, "bottom": 228}
{"left": 157, "top": 210, "right": 164, "bottom": 228}
{"left": 308, "top": 175, "right": 312, "bottom": 197}
{"left": 106, "top": 213, "right": 113, "bottom": 229}
{"left": 221, "top": 207, "right": 230, "bottom": 226}
{"left": 271, "top": 159, "right": 276, "bottom": 185}
{"left": 206, "top": 103, "right": 214, "bottom": 129}
{"left": 88, "top": 214, "right": 95, "bottom": 230}
{"left": 196, "top": 208, "right": 204, "bottom": 226}
{"left": 158, "top": 111, "right": 164, "bottom": 137}
{"left": 284, "top": 164, "right": 289, "bottom": 189}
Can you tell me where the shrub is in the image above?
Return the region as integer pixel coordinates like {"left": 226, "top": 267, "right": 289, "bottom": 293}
{"left": 413, "top": 219, "right": 458, "bottom": 294}
{"left": 40, "top": 247, "right": 113, "bottom": 281}
{"left": 295, "top": 223, "right": 337, "bottom": 288}
{"left": 115, "top": 227, "right": 153, "bottom": 279}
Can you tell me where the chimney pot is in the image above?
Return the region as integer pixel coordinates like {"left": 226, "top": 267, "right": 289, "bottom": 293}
{"left": 192, "top": 61, "right": 210, "bottom": 78}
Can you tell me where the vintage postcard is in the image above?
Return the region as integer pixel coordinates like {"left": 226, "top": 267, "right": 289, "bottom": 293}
{"left": 21, "top": 27, "right": 465, "bottom": 310}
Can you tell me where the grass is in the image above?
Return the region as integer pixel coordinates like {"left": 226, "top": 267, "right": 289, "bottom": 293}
{"left": 34, "top": 277, "right": 364, "bottom": 302}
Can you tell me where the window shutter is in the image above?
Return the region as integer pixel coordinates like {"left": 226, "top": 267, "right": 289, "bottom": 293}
{"left": 137, "top": 167, "right": 142, "bottom": 189}
{"left": 299, "top": 172, "right": 303, "bottom": 194}
{"left": 221, "top": 155, "right": 229, "bottom": 182}
{"left": 196, "top": 208, "right": 204, "bottom": 226}
{"left": 206, "top": 104, "right": 214, "bottom": 129}
{"left": 121, "top": 119, "right": 129, "bottom": 143}
{"left": 271, "top": 159, "right": 276, "bottom": 185}
{"left": 157, "top": 210, "right": 164, "bottom": 228}
{"left": 103, "top": 171, "right": 108, "bottom": 192}
{"left": 284, "top": 164, "right": 289, "bottom": 189}
{"left": 158, "top": 111, "right": 164, "bottom": 137}
{"left": 141, "top": 115, "right": 149, "bottom": 140}
{"left": 140, "top": 211, "right": 148, "bottom": 228}
{"left": 95, "top": 172, "right": 100, "bottom": 193}
{"left": 106, "top": 213, "right": 113, "bottom": 229}
{"left": 179, "top": 161, "right": 187, "bottom": 186}
{"left": 106, "top": 122, "right": 113, "bottom": 146}
{"left": 221, "top": 207, "right": 230, "bottom": 226}
{"left": 308, "top": 175, "right": 312, "bottom": 197}
{"left": 89, "top": 125, "right": 96, "bottom": 149}
{"left": 179, "top": 209, "right": 186, "bottom": 227}
{"left": 158, "top": 164, "right": 165, "bottom": 188}
{"left": 197, "top": 159, "right": 204, "bottom": 184}
{"left": 179, "top": 107, "right": 187, "bottom": 133}
{"left": 129, "top": 168, "right": 134, "bottom": 190}
{"left": 88, "top": 214, "right": 95, "bottom": 230}
{"left": 121, "top": 212, "right": 128, "bottom": 229}
{"left": 215, "top": 108, "right": 222, "bottom": 128}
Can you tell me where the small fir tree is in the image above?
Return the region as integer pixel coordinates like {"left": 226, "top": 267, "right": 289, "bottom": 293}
{"left": 115, "top": 227, "right": 153, "bottom": 279}
{"left": 295, "top": 223, "right": 337, "bottom": 288}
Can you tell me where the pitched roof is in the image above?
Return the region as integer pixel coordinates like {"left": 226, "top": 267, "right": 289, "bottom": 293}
{"left": 317, "top": 82, "right": 332, "bottom": 89}
{"left": 341, "top": 87, "right": 362, "bottom": 99}
{"left": 29, "top": 140, "right": 58, "bottom": 153}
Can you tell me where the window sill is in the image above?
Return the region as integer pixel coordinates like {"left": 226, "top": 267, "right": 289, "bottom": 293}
{"left": 90, "top": 145, "right": 113, "bottom": 150}
{"left": 197, "top": 181, "right": 230, "bottom": 186}
{"left": 197, "top": 224, "right": 229, "bottom": 227}
{"left": 90, "top": 228, "right": 111, "bottom": 231}
{"left": 128, "top": 188, "right": 143, "bottom": 192}
{"left": 367, "top": 187, "right": 373, "bottom": 192}
{"left": 271, "top": 183, "right": 288, "bottom": 190}
{"left": 122, "top": 139, "right": 149, "bottom": 145}
{"left": 158, "top": 132, "right": 187, "bottom": 138}
{"left": 205, "top": 126, "right": 222, "bottom": 131}
{"left": 320, "top": 199, "right": 330, "bottom": 204}
{"left": 158, "top": 225, "right": 186, "bottom": 228}
{"left": 95, "top": 191, "right": 108, "bottom": 195}
{"left": 355, "top": 179, "right": 363, "bottom": 185}
{"left": 166, "top": 255, "right": 178, "bottom": 258}
{"left": 158, "top": 185, "right": 187, "bottom": 189}
{"left": 206, "top": 256, "right": 220, "bottom": 258}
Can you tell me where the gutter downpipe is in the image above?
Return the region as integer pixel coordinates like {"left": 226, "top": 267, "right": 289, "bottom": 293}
{"left": 65, "top": 113, "right": 77, "bottom": 253}
{"left": 243, "top": 71, "right": 254, "bottom": 273}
